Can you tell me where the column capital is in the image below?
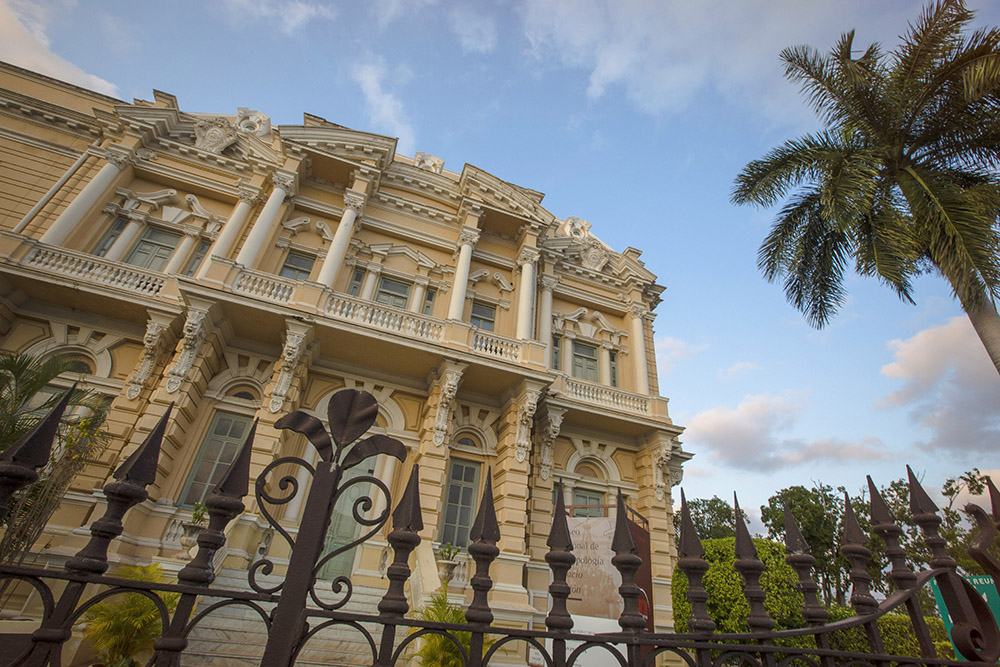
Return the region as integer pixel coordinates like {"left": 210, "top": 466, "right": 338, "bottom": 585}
{"left": 103, "top": 148, "right": 133, "bottom": 170}
{"left": 540, "top": 274, "right": 560, "bottom": 291}
{"left": 458, "top": 227, "right": 481, "bottom": 247}
{"left": 516, "top": 246, "right": 540, "bottom": 267}
{"left": 272, "top": 170, "right": 298, "bottom": 197}
{"left": 629, "top": 302, "right": 649, "bottom": 317}
{"left": 367, "top": 262, "right": 383, "bottom": 275}
{"left": 237, "top": 184, "right": 262, "bottom": 205}
{"left": 182, "top": 225, "right": 202, "bottom": 238}
{"left": 344, "top": 190, "right": 366, "bottom": 215}
{"left": 414, "top": 275, "right": 431, "bottom": 287}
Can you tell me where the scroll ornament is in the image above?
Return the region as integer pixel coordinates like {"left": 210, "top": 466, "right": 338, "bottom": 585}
{"left": 166, "top": 309, "right": 207, "bottom": 393}
{"left": 125, "top": 321, "right": 169, "bottom": 400}
{"left": 269, "top": 331, "right": 306, "bottom": 414}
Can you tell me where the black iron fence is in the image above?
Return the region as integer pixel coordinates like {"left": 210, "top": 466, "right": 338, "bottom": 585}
{"left": 0, "top": 388, "right": 997, "bottom": 666}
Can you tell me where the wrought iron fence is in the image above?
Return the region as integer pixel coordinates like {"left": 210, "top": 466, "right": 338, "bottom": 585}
{"left": 0, "top": 387, "right": 997, "bottom": 666}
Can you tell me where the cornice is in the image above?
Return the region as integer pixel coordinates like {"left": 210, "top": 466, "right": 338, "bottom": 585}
{"left": 372, "top": 190, "right": 454, "bottom": 224}
{"left": 0, "top": 88, "right": 102, "bottom": 139}
{"left": 132, "top": 158, "right": 241, "bottom": 201}
{"left": 0, "top": 126, "right": 80, "bottom": 158}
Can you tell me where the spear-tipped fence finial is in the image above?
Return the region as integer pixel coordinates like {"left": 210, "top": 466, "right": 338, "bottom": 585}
{"left": 733, "top": 492, "right": 775, "bottom": 632}
{"left": 907, "top": 465, "right": 957, "bottom": 570}
{"left": 867, "top": 476, "right": 916, "bottom": 590}
{"left": 841, "top": 494, "right": 877, "bottom": 614}
{"left": 677, "top": 489, "right": 715, "bottom": 634}
{"left": 611, "top": 488, "right": 645, "bottom": 634}
{"left": 545, "top": 481, "right": 575, "bottom": 633}
{"left": 66, "top": 404, "right": 172, "bottom": 575}
{"left": 378, "top": 464, "right": 423, "bottom": 619}
{"left": 0, "top": 384, "right": 75, "bottom": 519}
{"left": 465, "top": 469, "right": 500, "bottom": 627}
{"left": 783, "top": 499, "right": 829, "bottom": 626}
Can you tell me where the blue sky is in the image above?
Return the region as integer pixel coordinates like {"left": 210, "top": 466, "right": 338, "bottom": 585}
{"left": 3, "top": 0, "right": 999, "bottom": 529}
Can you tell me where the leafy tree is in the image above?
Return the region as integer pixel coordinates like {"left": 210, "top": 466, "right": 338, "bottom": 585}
{"left": 81, "top": 564, "right": 179, "bottom": 667}
{"left": 672, "top": 537, "right": 804, "bottom": 634}
{"left": 732, "top": 0, "right": 1000, "bottom": 373}
{"left": 760, "top": 484, "right": 884, "bottom": 606}
{"left": 409, "top": 590, "right": 495, "bottom": 667}
{"left": 678, "top": 496, "right": 746, "bottom": 541}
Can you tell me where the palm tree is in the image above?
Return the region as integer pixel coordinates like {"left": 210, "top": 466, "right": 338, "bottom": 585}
{"left": 732, "top": 0, "right": 1000, "bottom": 373}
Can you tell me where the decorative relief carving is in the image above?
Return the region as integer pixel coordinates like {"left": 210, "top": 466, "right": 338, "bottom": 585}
{"left": 515, "top": 389, "right": 542, "bottom": 463}
{"left": 269, "top": 328, "right": 308, "bottom": 414}
{"left": 580, "top": 238, "right": 609, "bottom": 271}
{"left": 282, "top": 216, "right": 311, "bottom": 234}
{"left": 166, "top": 308, "right": 208, "bottom": 394}
{"left": 535, "top": 404, "right": 565, "bottom": 480}
{"left": 272, "top": 173, "right": 296, "bottom": 195}
{"left": 104, "top": 149, "right": 132, "bottom": 170}
{"left": 184, "top": 194, "right": 214, "bottom": 220}
{"left": 315, "top": 220, "right": 335, "bottom": 241}
{"left": 125, "top": 320, "right": 170, "bottom": 400}
{"left": 458, "top": 227, "right": 481, "bottom": 247}
{"left": 433, "top": 369, "right": 464, "bottom": 446}
{"left": 236, "top": 107, "right": 271, "bottom": 137}
{"left": 238, "top": 185, "right": 261, "bottom": 206}
{"left": 540, "top": 274, "right": 560, "bottom": 291}
{"left": 492, "top": 273, "right": 514, "bottom": 292}
{"left": 654, "top": 437, "right": 685, "bottom": 500}
{"left": 414, "top": 152, "right": 445, "bottom": 174}
{"left": 517, "top": 246, "right": 540, "bottom": 267}
{"left": 344, "top": 191, "right": 366, "bottom": 215}
{"left": 195, "top": 117, "right": 239, "bottom": 154}
{"left": 134, "top": 147, "right": 157, "bottom": 161}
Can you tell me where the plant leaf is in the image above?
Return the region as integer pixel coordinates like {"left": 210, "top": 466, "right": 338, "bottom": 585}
{"left": 341, "top": 434, "right": 407, "bottom": 470}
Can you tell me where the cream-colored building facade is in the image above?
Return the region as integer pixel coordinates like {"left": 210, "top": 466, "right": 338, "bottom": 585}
{"left": 0, "top": 61, "right": 690, "bottom": 662}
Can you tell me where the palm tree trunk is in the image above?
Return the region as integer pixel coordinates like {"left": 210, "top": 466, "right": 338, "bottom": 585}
{"left": 961, "top": 298, "right": 1000, "bottom": 375}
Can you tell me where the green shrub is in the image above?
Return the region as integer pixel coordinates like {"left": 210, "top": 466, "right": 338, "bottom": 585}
{"left": 827, "top": 605, "right": 952, "bottom": 658}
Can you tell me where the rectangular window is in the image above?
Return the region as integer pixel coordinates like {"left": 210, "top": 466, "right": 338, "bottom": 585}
{"left": 609, "top": 350, "right": 619, "bottom": 387}
{"left": 125, "top": 227, "right": 181, "bottom": 271}
{"left": 279, "top": 251, "right": 314, "bottom": 281}
{"left": 552, "top": 335, "right": 561, "bottom": 369}
{"left": 572, "top": 342, "right": 599, "bottom": 382}
{"left": 347, "top": 269, "right": 365, "bottom": 296}
{"left": 572, "top": 488, "right": 605, "bottom": 517}
{"left": 182, "top": 240, "right": 211, "bottom": 277}
{"left": 92, "top": 218, "right": 127, "bottom": 257}
{"left": 374, "top": 276, "right": 411, "bottom": 308}
{"left": 181, "top": 412, "right": 252, "bottom": 507}
{"left": 470, "top": 301, "right": 496, "bottom": 331}
{"left": 422, "top": 288, "right": 436, "bottom": 316}
{"left": 440, "top": 459, "right": 480, "bottom": 548}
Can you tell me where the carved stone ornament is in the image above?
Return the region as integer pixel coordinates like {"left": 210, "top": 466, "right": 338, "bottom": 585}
{"left": 282, "top": 216, "right": 311, "bottom": 235}
{"left": 125, "top": 320, "right": 169, "bottom": 400}
{"left": 166, "top": 308, "right": 208, "bottom": 394}
{"left": 269, "top": 330, "right": 307, "bottom": 413}
{"left": 104, "top": 149, "right": 132, "bottom": 171}
{"left": 194, "top": 117, "right": 239, "bottom": 154}
{"left": 535, "top": 404, "right": 565, "bottom": 480}
{"left": 540, "top": 274, "right": 560, "bottom": 292}
{"left": 343, "top": 191, "right": 366, "bottom": 216}
{"left": 654, "top": 437, "right": 685, "bottom": 500}
{"left": 134, "top": 147, "right": 157, "bottom": 161}
{"left": 433, "top": 369, "right": 463, "bottom": 446}
{"left": 517, "top": 246, "right": 540, "bottom": 267}
{"left": 238, "top": 185, "right": 261, "bottom": 206}
{"left": 458, "top": 227, "right": 481, "bottom": 248}
{"left": 580, "top": 238, "right": 609, "bottom": 271}
{"left": 272, "top": 173, "right": 296, "bottom": 195}
{"left": 515, "top": 389, "right": 542, "bottom": 463}
{"left": 414, "top": 152, "right": 445, "bottom": 174}
{"left": 236, "top": 107, "right": 271, "bottom": 137}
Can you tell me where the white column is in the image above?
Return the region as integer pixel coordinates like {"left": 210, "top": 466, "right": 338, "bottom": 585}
{"left": 562, "top": 332, "right": 575, "bottom": 376}
{"left": 630, "top": 303, "right": 650, "bottom": 395}
{"left": 104, "top": 216, "right": 143, "bottom": 261}
{"left": 410, "top": 276, "right": 428, "bottom": 313}
{"left": 600, "top": 342, "right": 612, "bottom": 385}
{"left": 317, "top": 191, "right": 364, "bottom": 288}
{"left": 163, "top": 228, "right": 200, "bottom": 275}
{"left": 538, "top": 274, "right": 557, "bottom": 366}
{"left": 197, "top": 187, "right": 258, "bottom": 277}
{"left": 447, "top": 227, "right": 480, "bottom": 320}
{"left": 41, "top": 149, "right": 130, "bottom": 246}
{"left": 515, "top": 247, "right": 539, "bottom": 340}
{"left": 360, "top": 263, "right": 381, "bottom": 300}
{"left": 234, "top": 172, "right": 295, "bottom": 268}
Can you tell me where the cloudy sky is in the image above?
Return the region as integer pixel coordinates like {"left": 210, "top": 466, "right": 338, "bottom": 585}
{"left": 3, "top": 0, "right": 998, "bottom": 528}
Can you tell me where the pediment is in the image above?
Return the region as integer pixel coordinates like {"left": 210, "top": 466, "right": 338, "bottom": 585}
{"left": 279, "top": 125, "right": 397, "bottom": 171}
{"left": 459, "top": 165, "right": 554, "bottom": 225}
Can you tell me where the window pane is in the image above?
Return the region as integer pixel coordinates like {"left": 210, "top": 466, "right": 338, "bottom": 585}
{"left": 125, "top": 228, "right": 181, "bottom": 270}
{"left": 181, "top": 412, "right": 253, "bottom": 507}
{"left": 439, "top": 459, "right": 480, "bottom": 548}
{"left": 470, "top": 302, "right": 496, "bottom": 331}
{"left": 572, "top": 342, "right": 599, "bottom": 382}
{"left": 93, "top": 218, "right": 127, "bottom": 257}
{"left": 375, "top": 277, "right": 410, "bottom": 308}
{"left": 279, "top": 252, "right": 314, "bottom": 280}
{"left": 183, "top": 240, "right": 211, "bottom": 276}
{"left": 347, "top": 269, "right": 365, "bottom": 296}
{"left": 422, "top": 289, "right": 436, "bottom": 315}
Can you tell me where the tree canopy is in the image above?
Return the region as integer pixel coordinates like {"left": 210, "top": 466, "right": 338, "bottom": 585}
{"left": 732, "top": 0, "right": 1000, "bottom": 372}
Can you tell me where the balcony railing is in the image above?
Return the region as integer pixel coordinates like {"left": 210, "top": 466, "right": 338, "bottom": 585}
{"left": 563, "top": 377, "right": 650, "bottom": 415}
{"left": 470, "top": 329, "right": 522, "bottom": 362}
{"left": 23, "top": 245, "right": 165, "bottom": 296}
{"left": 233, "top": 270, "right": 295, "bottom": 304}
{"left": 325, "top": 293, "right": 444, "bottom": 342}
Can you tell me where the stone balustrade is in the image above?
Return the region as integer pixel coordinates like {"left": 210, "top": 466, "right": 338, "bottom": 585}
{"left": 22, "top": 243, "right": 165, "bottom": 297}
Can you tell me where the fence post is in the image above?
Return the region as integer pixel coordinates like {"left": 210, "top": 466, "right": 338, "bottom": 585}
{"left": 545, "top": 482, "right": 575, "bottom": 667}
{"left": 466, "top": 471, "right": 500, "bottom": 667}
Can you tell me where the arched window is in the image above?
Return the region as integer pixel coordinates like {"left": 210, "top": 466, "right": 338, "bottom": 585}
{"left": 180, "top": 411, "right": 253, "bottom": 507}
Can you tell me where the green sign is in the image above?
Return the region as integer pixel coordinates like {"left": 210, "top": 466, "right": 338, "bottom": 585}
{"left": 930, "top": 574, "right": 1000, "bottom": 660}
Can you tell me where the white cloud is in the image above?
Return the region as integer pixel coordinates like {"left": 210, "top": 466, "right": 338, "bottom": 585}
{"left": 654, "top": 335, "right": 707, "bottom": 374}
{"left": 372, "top": 0, "right": 438, "bottom": 29}
{"left": 519, "top": 0, "right": 931, "bottom": 122}
{"left": 685, "top": 392, "right": 887, "bottom": 471}
{"left": 350, "top": 59, "right": 416, "bottom": 156}
{"left": 879, "top": 316, "right": 1000, "bottom": 454}
{"left": 219, "top": 0, "right": 336, "bottom": 35}
{"left": 448, "top": 5, "right": 498, "bottom": 54}
{"left": 0, "top": 0, "right": 118, "bottom": 97}
{"left": 721, "top": 361, "right": 762, "bottom": 380}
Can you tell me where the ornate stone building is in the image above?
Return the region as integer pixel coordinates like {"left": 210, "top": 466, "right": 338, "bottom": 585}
{"left": 0, "top": 61, "right": 689, "bottom": 662}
